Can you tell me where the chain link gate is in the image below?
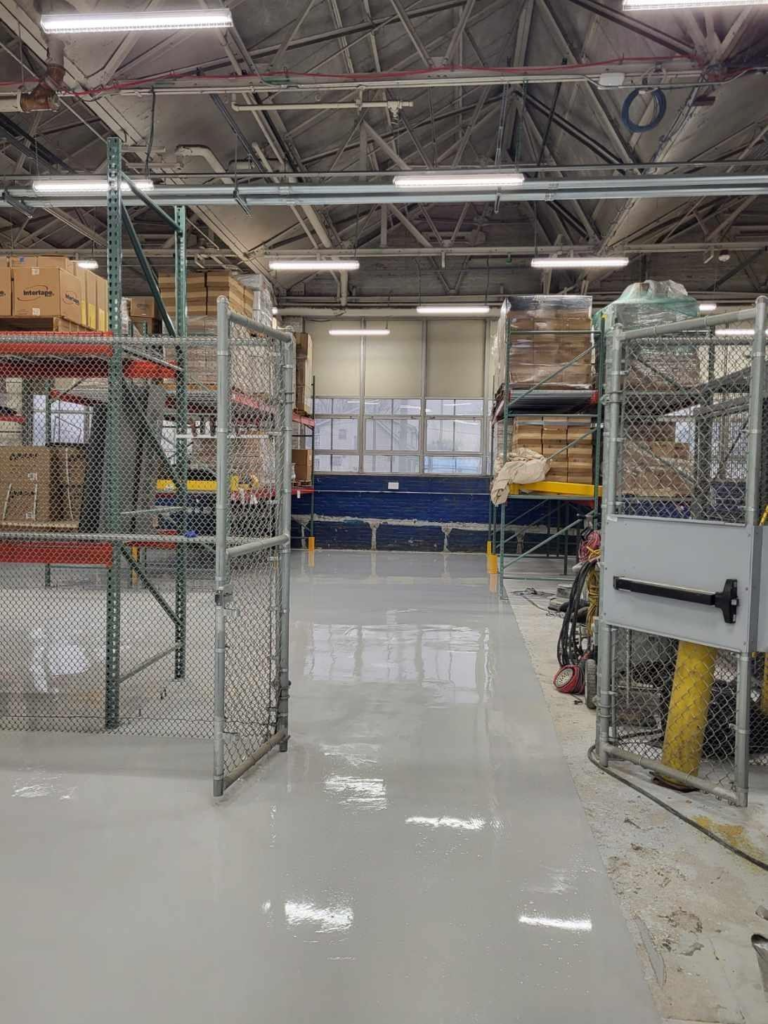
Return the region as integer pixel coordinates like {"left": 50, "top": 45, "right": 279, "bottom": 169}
{"left": 213, "top": 300, "right": 293, "bottom": 796}
{"left": 596, "top": 297, "right": 768, "bottom": 806}
{"left": 0, "top": 309, "right": 293, "bottom": 798}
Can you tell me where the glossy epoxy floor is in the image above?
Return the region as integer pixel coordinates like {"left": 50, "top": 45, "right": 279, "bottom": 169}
{"left": 0, "top": 552, "right": 659, "bottom": 1024}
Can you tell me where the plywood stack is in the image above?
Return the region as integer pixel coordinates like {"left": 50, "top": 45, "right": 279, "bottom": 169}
{"left": 493, "top": 295, "right": 593, "bottom": 394}
{"left": 499, "top": 414, "right": 594, "bottom": 484}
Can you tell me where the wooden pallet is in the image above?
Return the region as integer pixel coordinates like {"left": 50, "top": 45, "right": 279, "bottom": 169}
{"left": 0, "top": 316, "right": 96, "bottom": 333}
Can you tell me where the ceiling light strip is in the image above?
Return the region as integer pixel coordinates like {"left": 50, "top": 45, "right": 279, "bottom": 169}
{"left": 328, "top": 328, "right": 391, "bottom": 335}
{"left": 41, "top": 10, "right": 233, "bottom": 34}
{"left": 268, "top": 259, "right": 360, "bottom": 271}
{"left": 416, "top": 305, "right": 490, "bottom": 315}
{"left": 531, "top": 256, "right": 629, "bottom": 268}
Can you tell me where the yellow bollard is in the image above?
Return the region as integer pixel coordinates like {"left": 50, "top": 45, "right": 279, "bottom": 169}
{"left": 486, "top": 539, "right": 492, "bottom": 573}
{"left": 307, "top": 535, "right": 315, "bottom": 568}
{"left": 489, "top": 552, "right": 498, "bottom": 576}
{"left": 657, "top": 640, "right": 716, "bottom": 785}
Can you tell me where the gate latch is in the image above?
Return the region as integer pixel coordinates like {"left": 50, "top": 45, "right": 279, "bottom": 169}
{"left": 613, "top": 576, "right": 739, "bottom": 624}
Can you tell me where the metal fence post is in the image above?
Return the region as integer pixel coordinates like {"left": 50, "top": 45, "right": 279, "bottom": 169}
{"left": 596, "top": 324, "right": 623, "bottom": 767}
{"left": 213, "top": 297, "right": 231, "bottom": 797}
{"left": 277, "top": 334, "right": 294, "bottom": 751}
{"left": 735, "top": 295, "right": 767, "bottom": 806}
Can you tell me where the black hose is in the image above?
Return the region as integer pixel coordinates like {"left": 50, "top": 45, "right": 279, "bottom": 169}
{"left": 587, "top": 745, "right": 768, "bottom": 872}
{"left": 557, "top": 559, "right": 593, "bottom": 666}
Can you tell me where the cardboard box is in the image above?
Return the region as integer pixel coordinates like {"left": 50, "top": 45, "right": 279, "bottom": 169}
{"left": 128, "top": 296, "right": 157, "bottom": 318}
{"left": 86, "top": 271, "right": 98, "bottom": 330}
{"left": 0, "top": 266, "right": 11, "bottom": 316}
{"left": 292, "top": 448, "right": 312, "bottom": 483}
{"left": 96, "top": 275, "right": 107, "bottom": 331}
{"left": 52, "top": 445, "right": 87, "bottom": 521}
{"left": 12, "top": 267, "right": 83, "bottom": 322}
{"left": 130, "top": 315, "right": 161, "bottom": 336}
{"left": 72, "top": 263, "right": 89, "bottom": 326}
{"left": 295, "top": 332, "right": 312, "bottom": 361}
{"left": 0, "top": 447, "right": 53, "bottom": 521}
{"left": 10, "top": 255, "right": 75, "bottom": 271}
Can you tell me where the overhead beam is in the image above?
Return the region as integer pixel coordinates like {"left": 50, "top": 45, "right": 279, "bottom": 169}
{"left": 388, "top": 0, "right": 433, "bottom": 66}
{"left": 445, "top": 0, "right": 477, "bottom": 62}
{"left": 563, "top": 0, "right": 693, "bottom": 54}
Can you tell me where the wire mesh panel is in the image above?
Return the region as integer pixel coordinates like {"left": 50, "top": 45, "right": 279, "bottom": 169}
{"left": 598, "top": 304, "right": 768, "bottom": 805}
{"left": 214, "top": 307, "right": 292, "bottom": 796}
{"left": 0, "top": 334, "right": 216, "bottom": 737}
{"left": 0, "top": 323, "right": 292, "bottom": 797}
{"left": 616, "top": 332, "right": 752, "bottom": 522}
{"left": 608, "top": 628, "right": 740, "bottom": 793}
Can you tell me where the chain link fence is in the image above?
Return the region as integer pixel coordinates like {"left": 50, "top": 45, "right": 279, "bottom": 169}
{"left": 597, "top": 306, "right": 768, "bottom": 804}
{"left": 0, "top": 310, "right": 293, "bottom": 797}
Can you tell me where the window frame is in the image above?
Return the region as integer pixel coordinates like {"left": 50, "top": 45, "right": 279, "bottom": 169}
{"left": 311, "top": 319, "right": 492, "bottom": 476}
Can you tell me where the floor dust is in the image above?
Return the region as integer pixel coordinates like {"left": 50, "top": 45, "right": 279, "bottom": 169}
{"left": 510, "top": 597, "right": 768, "bottom": 1024}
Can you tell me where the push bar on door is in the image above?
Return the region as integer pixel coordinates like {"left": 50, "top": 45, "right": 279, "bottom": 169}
{"left": 612, "top": 576, "right": 739, "bottom": 624}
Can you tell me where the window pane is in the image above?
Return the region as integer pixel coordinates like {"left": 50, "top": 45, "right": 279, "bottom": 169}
{"left": 454, "top": 399, "right": 483, "bottom": 416}
{"left": 365, "top": 398, "right": 392, "bottom": 414}
{"left": 331, "top": 454, "right": 359, "bottom": 472}
{"left": 365, "top": 418, "right": 393, "bottom": 451}
{"left": 315, "top": 417, "right": 332, "bottom": 449}
{"left": 332, "top": 418, "right": 358, "bottom": 450}
{"left": 426, "top": 419, "right": 455, "bottom": 451}
{"left": 454, "top": 418, "right": 482, "bottom": 452}
{"left": 333, "top": 397, "right": 360, "bottom": 414}
{"left": 391, "top": 418, "right": 420, "bottom": 451}
{"left": 315, "top": 454, "right": 331, "bottom": 472}
{"left": 364, "top": 454, "right": 391, "bottom": 473}
{"left": 393, "top": 398, "right": 421, "bottom": 414}
{"left": 424, "top": 455, "right": 482, "bottom": 475}
{"left": 315, "top": 397, "right": 333, "bottom": 414}
{"left": 392, "top": 455, "right": 419, "bottom": 473}
{"left": 426, "top": 398, "right": 450, "bottom": 415}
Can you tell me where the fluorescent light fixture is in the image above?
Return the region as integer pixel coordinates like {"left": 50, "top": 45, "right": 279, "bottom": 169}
{"left": 393, "top": 171, "right": 524, "bottom": 190}
{"left": 40, "top": 9, "right": 233, "bottom": 34}
{"left": 328, "top": 328, "right": 390, "bottom": 336}
{"left": 416, "top": 304, "right": 490, "bottom": 315}
{"left": 531, "top": 256, "right": 629, "bottom": 269}
{"left": 268, "top": 259, "right": 359, "bottom": 271}
{"left": 32, "top": 178, "right": 154, "bottom": 194}
{"left": 698, "top": 302, "right": 717, "bottom": 312}
{"left": 623, "top": 0, "right": 758, "bottom": 9}
{"left": 715, "top": 327, "right": 763, "bottom": 336}
{"left": 77, "top": 259, "right": 98, "bottom": 270}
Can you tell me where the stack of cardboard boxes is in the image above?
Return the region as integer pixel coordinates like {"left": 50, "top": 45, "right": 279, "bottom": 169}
{"left": 1, "top": 256, "right": 108, "bottom": 329}
{"left": 503, "top": 414, "right": 594, "bottom": 485}
{"left": 291, "top": 332, "right": 313, "bottom": 484}
{"left": 493, "top": 295, "right": 593, "bottom": 394}
{"left": 0, "top": 444, "right": 86, "bottom": 525}
{"left": 294, "top": 332, "right": 313, "bottom": 414}
{"left": 158, "top": 271, "right": 254, "bottom": 322}
{"left": 622, "top": 421, "right": 692, "bottom": 498}
{"left": 126, "top": 296, "right": 161, "bottom": 336}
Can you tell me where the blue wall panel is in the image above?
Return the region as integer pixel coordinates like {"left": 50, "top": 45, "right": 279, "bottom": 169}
{"left": 292, "top": 474, "right": 490, "bottom": 551}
